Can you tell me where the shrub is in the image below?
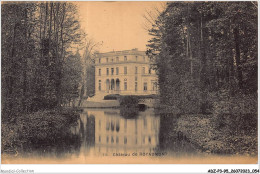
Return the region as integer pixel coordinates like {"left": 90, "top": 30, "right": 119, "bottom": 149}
{"left": 212, "top": 90, "right": 257, "bottom": 115}
{"left": 138, "top": 94, "right": 159, "bottom": 99}
{"left": 1, "top": 122, "right": 20, "bottom": 154}
{"left": 120, "top": 106, "right": 139, "bottom": 118}
{"left": 104, "top": 94, "right": 120, "bottom": 100}
{"left": 17, "top": 109, "right": 79, "bottom": 144}
{"left": 119, "top": 96, "right": 139, "bottom": 107}
{"left": 1, "top": 109, "right": 80, "bottom": 153}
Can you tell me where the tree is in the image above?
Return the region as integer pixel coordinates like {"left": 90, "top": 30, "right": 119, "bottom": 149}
{"left": 2, "top": 2, "right": 38, "bottom": 120}
{"left": 62, "top": 51, "right": 82, "bottom": 107}
{"left": 77, "top": 39, "right": 102, "bottom": 106}
{"left": 84, "top": 40, "right": 102, "bottom": 96}
{"left": 146, "top": 2, "right": 257, "bottom": 114}
{"left": 35, "top": 2, "right": 85, "bottom": 109}
{"left": 2, "top": 2, "right": 86, "bottom": 121}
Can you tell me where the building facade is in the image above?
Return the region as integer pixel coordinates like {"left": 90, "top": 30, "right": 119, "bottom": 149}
{"left": 95, "top": 49, "right": 158, "bottom": 95}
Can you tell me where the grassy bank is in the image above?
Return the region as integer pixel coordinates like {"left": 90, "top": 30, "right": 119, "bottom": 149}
{"left": 176, "top": 113, "right": 257, "bottom": 155}
{"left": 1, "top": 109, "right": 80, "bottom": 155}
{"left": 159, "top": 91, "right": 257, "bottom": 156}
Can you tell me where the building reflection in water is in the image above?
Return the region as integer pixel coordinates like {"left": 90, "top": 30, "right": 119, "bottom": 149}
{"left": 72, "top": 109, "right": 160, "bottom": 157}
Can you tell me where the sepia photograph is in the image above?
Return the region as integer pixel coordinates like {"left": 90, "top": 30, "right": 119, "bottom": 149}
{"left": 1, "top": 0, "right": 258, "bottom": 169}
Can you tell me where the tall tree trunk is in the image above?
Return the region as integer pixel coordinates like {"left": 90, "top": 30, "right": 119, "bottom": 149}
{"left": 48, "top": 2, "right": 53, "bottom": 65}
{"left": 233, "top": 27, "right": 243, "bottom": 89}
{"left": 56, "top": 3, "right": 66, "bottom": 108}
{"left": 43, "top": 2, "right": 48, "bottom": 39}
{"left": 55, "top": 3, "right": 62, "bottom": 108}
{"left": 188, "top": 33, "right": 193, "bottom": 76}
{"left": 187, "top": 3, "right": 193, "bottom": 77}
{"left": 199, "top": 14, "right": 208, "bottom": 114}
{"left": 9, "top": 23, "right": 19, "bottom": 96}
{"left": 22, "top": 8, "right": 28, "bottom": 113}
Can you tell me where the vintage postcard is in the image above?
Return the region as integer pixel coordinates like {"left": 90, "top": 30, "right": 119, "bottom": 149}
{"left": 1, "top": 0, "right": 258, "bottom": 169}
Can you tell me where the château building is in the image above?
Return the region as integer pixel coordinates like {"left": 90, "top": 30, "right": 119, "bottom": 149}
{"left": 95, "top": 48, "right": 158, "bottom": 95}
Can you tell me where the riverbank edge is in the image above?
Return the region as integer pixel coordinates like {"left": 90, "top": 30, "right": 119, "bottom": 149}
{"left": 1, "top": 108, "right": 80, "bottom": 156}
{"left": 163, "top": 113, "right": 258, "bottom": 156}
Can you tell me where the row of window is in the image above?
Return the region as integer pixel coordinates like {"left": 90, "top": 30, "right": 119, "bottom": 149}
{"left": 98, "top": 118, "right": 157, "bottom": 134}
{"left": 98, "top": 80, "right": 156, "bottom": 91}
{"left": 98, "top": 67, "right": 151, "bottom": 76}
{"left": 98, "top": 56, "right": 146, "bottom": 64}
{"left": 99, "top": 135, "right": 152, "bottom": 145}
{"left": 99, "top": 118, "right": 150, "bottom": 132}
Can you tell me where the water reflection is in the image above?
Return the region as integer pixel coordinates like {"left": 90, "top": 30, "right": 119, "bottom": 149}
{"left": 158, "top": 113, "right": 199, "bottom": 157}
{"left": 71, "top": 109, "right": 160, "bottom": 156}
{"left": 3, "top": 108, "right": 256, "bottom": 164}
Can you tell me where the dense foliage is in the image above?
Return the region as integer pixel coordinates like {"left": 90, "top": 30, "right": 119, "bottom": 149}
{"left": 2, "top": 109, "right": 80, "bottom": 154}
{"left": 147, "top": 2, "right": 257, "bottom": 114}
{"left": 104, "top": 94, "right": 120, "bottom": 100}
{"left": 119, "top": 96, "right": 139, "bottom": 107}
{"left": 1, "top": 2, "right": 84, "bottom": 155}
{"left": 2, "top": 2, "right": 85, "bottom": 121}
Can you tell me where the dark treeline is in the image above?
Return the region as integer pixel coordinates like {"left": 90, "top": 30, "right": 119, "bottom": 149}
{"left": 2, "top": 2, "right": 84, "bottom": 122}
{"left": 147, "top": 2, "right": 257, "bottom": 114}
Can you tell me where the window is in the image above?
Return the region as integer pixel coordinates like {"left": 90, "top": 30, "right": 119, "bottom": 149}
{"left": 111, "top": 136, "right": 114, "bottom": 143}
{"left": 124, "top": 80, "right": 127, "bottom": 91}
{"left": 124, "top": 82, "right": 127, "bottom": 90}
{"left": 116, "top": 57, "right": 119, "bottom": 62}
{"left": 106, "top": 136, "right": 109, "bottom": 143}
{"left": 116, "top": 67, "right": 119, "bottom": 75}
{"left": 111, "top": 121, "right": 114, "bottom": 131}
{"left": 116, "top": 136, "right": 119, "bottom": 144}
{"left": 99, "top": 69, "right": 101, "bottom": 76}
{"left": 124, "top": 119, "right": 127, "bottom": 132}
{"left": 124, "top": 137, "right": 127, "bottom": 144}
{"left": 106, "top": 68, "right": 109, "bottom": 75}
{"left": 135, "top": 76, "right": 137, "bottom": 81}
{"left": 135, "top": 82, "right": 138, "bottom": 91}
{"left": 144, "top": 118, "right": 147, "bottom": 129}
{"left": 116, "top": 120, "right": 120, "bottom": 132}
{"left": 124, "top": 67, "right": 127, "bottom": 74}
{"left": 135, "top": 66, "right": 138, "bottom": 74}
{"left": 99, "top": 58, "right": 101, "bottom": 63}
{"left": 111, "top": 58, "right": 114, "bottom": 62}
{"left": 143, "top": 56, "right": 145, "bottom": 62}
{"left": 148, "top": 136, "right": 151, "bottom": 144}
{"left": 144, "top": 82, "right": 147, "bottom": 91}
{"left": 111, "top": 68, "right": 114, "bottom": 75}
{"left": 124, "top": 56, "right": 127, "bottom": 61}
{"left": 136, "top": 56, "right": 138, "bottom": 61}
{"left": 149, "top": 68, "right": 151, "bottom": 74}
{"left": 106, "top": 58, "right": 108, "bottom": 63}
{"left": 142, "top": 67, "right": 145, "bottom": 74}
{"left": 99, "top": 136, "right": 101, "bottom": 142}
{"left": 98, "top": 80, "right": 101, "bottom": 91}
{"left": 106, "top": 121, "right": 110, "bottom": 131}
{"left": 152, "top": 82, "right": 157, "bottom": 91}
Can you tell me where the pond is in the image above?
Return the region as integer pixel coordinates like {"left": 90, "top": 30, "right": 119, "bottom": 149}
{"left": 2, "top": 108, "right": 257, "bottom": 164}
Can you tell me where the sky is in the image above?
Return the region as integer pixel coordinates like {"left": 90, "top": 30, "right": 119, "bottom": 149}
{"left": 75, "top": 1, "right": 163, "bottom": 53}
